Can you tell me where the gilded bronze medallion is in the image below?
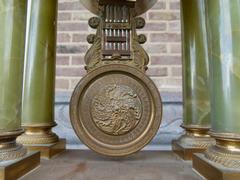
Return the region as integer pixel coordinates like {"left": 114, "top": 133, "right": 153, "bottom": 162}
{"left": 70, "top": 0, "right": 162, "bottom": 156}
{"left": 91, "top": 84, "right": 142, "bottom": 136}
{"left": 70, "top": 64, "right": 162, "bottom": 156}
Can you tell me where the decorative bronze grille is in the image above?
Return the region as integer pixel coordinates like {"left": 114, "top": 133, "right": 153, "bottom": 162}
{"left": 102, "top": 5, "right": 131, "bottom": 57}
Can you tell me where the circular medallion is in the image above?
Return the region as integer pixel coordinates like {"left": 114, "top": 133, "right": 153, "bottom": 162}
{"left": 70, "top": 64, "right": 162, "bottom": 157}
{"left": 91, "top": 84, "right": 142, "bottom": 136}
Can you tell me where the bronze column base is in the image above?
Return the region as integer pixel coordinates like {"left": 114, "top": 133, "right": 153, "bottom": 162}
{"left": 172, "top": 126, "right": 215, "bottom": 160}
{"left": 0, "top": 130, "right": 40, "bottom": 179}
{"left": 17, "top": 126, "right": 66, "bottom": 159}
{"left": 0, "top": 152, "right": 40, "bottom": 180}
{"left": 193, "top": 133, "right": 240, "bottom": 180}
{"left": 0, "top": 130, "right": 26, "bottom": 161}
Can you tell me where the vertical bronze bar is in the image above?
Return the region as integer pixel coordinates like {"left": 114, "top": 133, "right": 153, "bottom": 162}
{"left": 123, "top": 6, "right": 127, "bottom": 51}
{"left": 104, "top": 5, "right": 107, "bottom": 50}
{"left": 119, "top": 6, "right": 123, "bottom": 51}
{"left": 109, "top": 5, "right": 113, "bottom": 50}
{"left": 113, "top": 5, "right": 117, "bottom": 50}
{"left": 105, "top": 5, "right": 109, "bottom": 50}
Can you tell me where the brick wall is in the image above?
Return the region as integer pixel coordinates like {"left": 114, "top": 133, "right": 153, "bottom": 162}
{"left": 56, "top": 0, "right": 182, "bottom": 93}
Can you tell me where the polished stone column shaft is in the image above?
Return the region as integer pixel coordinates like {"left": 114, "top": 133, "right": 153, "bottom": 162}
{"left": 182, "top": 0, "right": 210, "bottom": 128}
{"left": 0, "top": 0, "right": 27, "bottom": 161}
{"left": 18, "top": 0, "right": 59, "bottom": 145}
{"left": 205, "top": 0, "right": 240, "bottom": 168}
{"left": 206, "top": 0, "right": 240, "bottom": 135}
{"left": 193, "top": 1, "right": 240, "bottom": 178}
{"left": 172, "top": 0, "right": 214, "bottom": 160}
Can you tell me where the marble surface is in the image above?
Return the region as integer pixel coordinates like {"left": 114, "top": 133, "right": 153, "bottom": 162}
{"left": 23, "top": 150, "right": 201, "bottom": 180}
{"left": 22, "top": 0, "right": 58, "bottom": 126}
{"left": 206, "top": 0, "right": 240, "bottom": 134}
{"left": 0, "top": 0, "right": 27, "bottom": 131}
{"left": 53, "top": 92, "right": 183, "bottom": 148}
{"left": 181, "top": 0, "right": 210, "bottom": 127}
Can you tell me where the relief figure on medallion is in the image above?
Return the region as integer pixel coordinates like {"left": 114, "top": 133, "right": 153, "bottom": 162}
{"left": 91, "top": 84, "right": 142, "bottom": 135}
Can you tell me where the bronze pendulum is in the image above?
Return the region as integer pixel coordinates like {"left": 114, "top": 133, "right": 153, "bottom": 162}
{"left": 70, "top": 0, "right": 162, "bottom": 157}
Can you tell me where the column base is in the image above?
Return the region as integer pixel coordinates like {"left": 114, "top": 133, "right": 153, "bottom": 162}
{"left": 193, "top": 153, "right": 240, "bottom": 180}
{"left": 193, "top": 132, "right": 240, "bottom": 180}
{"left": 172, "top": 126, "right": 215, "bottom": 160}
{"left": 172, "top": 139, "right": 208, "bottom": 160}
{"left": 0, "top": 151, "right": 40, "bottom": 180}
{"left": 0, "top": 130, "right": 27, "bottom": 161}
{"left": 17, "top": 126, "right": 59, "bottom": 144}
{"left": 23, "top": 139, "right": 66, "bottom": 159}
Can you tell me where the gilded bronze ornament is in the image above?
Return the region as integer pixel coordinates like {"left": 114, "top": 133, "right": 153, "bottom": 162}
{"left": 70, "top": 65, "right": 162, "bottom": 156}
{"left": 17, "top": 125, "right": 59, "bottom": 145}
{"left": 0, "top": 130, "right": 26, "bottom": 161}
{"left": 70, "top": 0, "right": 162, "bottom": 156}
{"left": 204, "top": 132, "right": 240, "bottom": 168}
{"left": 172, "top": 125, "right": 215, "bottom": 160}
{"left": 193, "top": 133, "right": 240, "bottom": 179}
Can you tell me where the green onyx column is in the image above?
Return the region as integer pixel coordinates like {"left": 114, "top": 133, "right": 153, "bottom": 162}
{"left": 172, "top": 0, "right": 214, "bottom": 160}
{"left": 193, "top": 0, "right": 240, "bottom": 173}
{"left": 0, "top": 0, "right": 27, "bottom": 161}
{"left": 17, "top": 0, "right": 62, "bottom": 151}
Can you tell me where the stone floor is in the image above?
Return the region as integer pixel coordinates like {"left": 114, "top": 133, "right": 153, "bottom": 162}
{"left": 22, "top": 150, "right": 202, "bottom": 180}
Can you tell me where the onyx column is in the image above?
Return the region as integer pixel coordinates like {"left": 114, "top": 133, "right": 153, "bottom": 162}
{"left": 172, "top": 0, "right": 214, "bottom": 160}
{"left": 0, "top": 1, "right": 40, "bottom": 179}
{"left": 193, "top": 0, "right": 240, "bottom": 179}
{"left": 17, "top": 0, "right": 65, "bottom": 159}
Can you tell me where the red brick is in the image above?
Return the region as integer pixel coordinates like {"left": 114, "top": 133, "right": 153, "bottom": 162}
{"left": 168, "top": 22, "right": 181, "bottom": 32}
{"left": 170, "top": 44, "right": 182, "bottom": 53}
{"left": 58, "top": 12, "right": 71, "bottom": 21}
{"left": 170, "top": 2, "right": 180, "bottom": 10}
{"left": 57, "top": 56, "right": 70, "bottom": 65}
{"left": 72, "top": 12, "right": 93, "bottom": 21}
{"left": 165, "top": 78, "right": 182, "bottom": 87}
{"left": 151, "top": 56, "right": 182, "bottom": 65}
{"left": 148, "top": 12, "right": 180, "bottom": 21}
{"left": 55, "top": 0, "right": 183, "bottom": 92}
{"left": 57, "top": 33, "right": 71, "bottom": 43}
{"left": 150, "top": 33, "right": 181, "bottom": 42}
{"left": 72, "top": 56, "right": 85, "bottom": 65}
{"left": 141, "top": 22, "right": 167, "bottom": 31}
{"left": 57, "top": 22, "right": 88, "bottom": 31}
{"left": 152, "top": 1, "right": 166, "bottom": 10}
{"left": 58, "top": 1, "right": 84, "bottom": 11}
{"left": 57, "top": 45, "right": 88, "bottom": 54}
{"left": 145, "top": 44, "right": 167, "bottom": 54}
{"left": 55, "top": 78, "right": 69, "bottom": 89}
{"left": 72, "top": 33, "right": 88, "bottom": 42}
{"left": 171, "top": 67, "right": 182, "bottom": 76}
{"left": 146, "top": 67, "right": 168, "bottom": 77}
{"left": 56, "top": 67, "right": 86, "bottom": 77}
